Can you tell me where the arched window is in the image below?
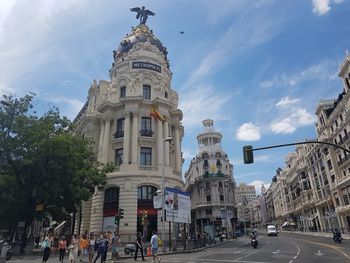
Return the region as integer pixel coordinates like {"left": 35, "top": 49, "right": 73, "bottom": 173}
{"left": 138, "top": 186, "right": 157, "bottom": 201}
{"left": 103, "top": 187, "right": 119, "bottom": 217}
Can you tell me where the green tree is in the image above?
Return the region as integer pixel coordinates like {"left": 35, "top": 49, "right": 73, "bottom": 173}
{"left": 0, "top": 94, "right": 113, "bottom": 241}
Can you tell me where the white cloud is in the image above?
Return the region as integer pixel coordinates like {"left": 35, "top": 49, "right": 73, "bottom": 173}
{"left": 249, "top": 180, "right": 271, "bottom": 195}
{"left": 276, "top": 97, "right": 300, "bottom": 108}
{"left": 182, "top": 148, "right": 197, "bottom": 160}
{"left": 185, "top": 9, "right": 280, "bottom": 87}
{"left": 260, "top": 60, "right": 337, "bottom": 90}
{"left": 236, "top": 122, "right": 261, "bottom": 141}
{"left": 179, "top": 85, "right": 232, "bottom": 127}
{"left": 48, "top": 96, "right": 84, "bottom": 120}
{"left": 312, "top": 0, "right": 344, "bottom": 16}
{"left": 270, "top": 107, "right": 315, "bottom": 134}
{"left": 0, "top": 84, "right": 17, "bottom": 96}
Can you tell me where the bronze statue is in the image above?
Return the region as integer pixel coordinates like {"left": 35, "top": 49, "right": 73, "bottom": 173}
{"left": 130, "top": 6, "right": 155, "bottom": 25}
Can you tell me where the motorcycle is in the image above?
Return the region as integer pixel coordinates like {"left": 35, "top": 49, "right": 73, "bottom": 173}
{"left": 251, "top": 234, "right": 258, "bottom": 249}
{"left": 333, "top": 233, "right": 343, "bottom": 244}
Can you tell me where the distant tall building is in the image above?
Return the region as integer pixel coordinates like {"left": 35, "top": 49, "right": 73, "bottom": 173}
{"left": 184, "top": 120, "right": 236, "bottom": 239}
{"left": 74, "top": 11, "right": 184, "bottom": 242}
{"left": 235, "top": 183, "right": 256, "bottom": 205}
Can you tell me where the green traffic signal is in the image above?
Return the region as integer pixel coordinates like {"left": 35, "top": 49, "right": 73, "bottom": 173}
{"left": 115, "top": 215, "right": 120, "bottom": 224}
{"left": 243, "top": 145, "right": 254, "bottom": 164}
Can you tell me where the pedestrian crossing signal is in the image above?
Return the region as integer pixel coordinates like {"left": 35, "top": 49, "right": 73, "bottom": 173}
{"left": 115, "top": 216, "right": 120, "bottom": 224}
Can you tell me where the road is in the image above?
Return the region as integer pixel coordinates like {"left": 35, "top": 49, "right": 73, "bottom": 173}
{"left": 6, "top": 232, "right": 350, "bottom": 263}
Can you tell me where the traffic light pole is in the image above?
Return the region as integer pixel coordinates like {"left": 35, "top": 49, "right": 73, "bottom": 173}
{"left": 243, "top": 140, "right": 350, "bottom": 164}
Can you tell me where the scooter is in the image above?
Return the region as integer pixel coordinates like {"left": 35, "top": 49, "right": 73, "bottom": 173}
{"left": 333, "top": 233, "right": 343, "bottom": 244}
{"left": 251, "top": 235, "right": 258, "bottom": 249}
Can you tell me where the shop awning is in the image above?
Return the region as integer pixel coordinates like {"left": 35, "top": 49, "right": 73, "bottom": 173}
{"left": 308, "top": 215, "right": 318, "bottom": 221}
{"left": 282, "top": 221, "right": 289, "bottom": 227}
{"left": 54, "top": 221, "right": 66, "bottom": 232}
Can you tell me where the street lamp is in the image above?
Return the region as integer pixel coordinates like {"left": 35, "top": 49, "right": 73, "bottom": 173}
{"left": 161, "top": 136, "right": 172, "bottom": 252}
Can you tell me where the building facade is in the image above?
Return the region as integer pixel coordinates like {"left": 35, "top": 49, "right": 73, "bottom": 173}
{"left": 263, "top": 52, "right": 350, "bottom": 233}
{"left": 74, "top": 19, "right": 184, "bottom": 242}
{"left": 184, "top": 120, "right": 236, "bottom": 239}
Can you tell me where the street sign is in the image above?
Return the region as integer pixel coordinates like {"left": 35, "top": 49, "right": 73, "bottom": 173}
{"left": 153, "top": 196, "right": 162, "bottom": 209}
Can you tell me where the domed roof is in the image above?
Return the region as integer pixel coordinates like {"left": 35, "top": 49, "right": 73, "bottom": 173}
{"left": 114, "top": 24, "right": 169, "bottom": 67}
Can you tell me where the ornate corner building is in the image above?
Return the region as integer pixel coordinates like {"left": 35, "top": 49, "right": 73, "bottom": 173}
{"left": 184, "top": 120, "right": 236, "bottom": 239}
{"left": 73, "top": 17, "right": 184, "bottom": 242}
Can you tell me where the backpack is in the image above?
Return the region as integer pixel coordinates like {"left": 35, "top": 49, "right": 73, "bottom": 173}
{"left": 157, "top": 238, "right": 163, "bottom": 247}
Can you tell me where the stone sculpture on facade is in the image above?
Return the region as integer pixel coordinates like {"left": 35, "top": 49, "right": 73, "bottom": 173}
{"left": 130, "top": 6, "right": 155, "bottom": 25}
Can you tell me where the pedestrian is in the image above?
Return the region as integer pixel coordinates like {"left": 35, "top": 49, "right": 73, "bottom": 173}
{"left": 69, "top": 235, "right": 79, "bottom": 263}
{"left": 58, "top": 236, "right": 67, "bottom": 263}
{"left": 134, "top": 232, "right": 145, "bottom": 261}
{"left": 88, "top": 234, "right": 96, "bottom": 263}
{"left": 93, "top": 235, "right": 104, "bottom": 263}
{"left": 150, "top": 231, "right": 160, "bottom": 263}
{"left": 101, "top": 234, "right": 109, "bottom": 263}
{"left": 80, "top": 234, "right": 88, "bottom": 257}
{"left": 41, "top": 236, "right": 51, "bottom": 263}
{"left": 111, "top": 231, "right": 121, "bottom": 261}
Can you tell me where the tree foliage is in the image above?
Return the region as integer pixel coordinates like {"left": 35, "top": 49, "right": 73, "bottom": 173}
{"left": 0, "top": 94, "right": 112, "bottom": 230}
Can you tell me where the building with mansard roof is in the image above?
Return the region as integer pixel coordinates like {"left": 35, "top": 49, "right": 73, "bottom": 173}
{"left": 73, "top": 15, "right": 184, "bottom": 242}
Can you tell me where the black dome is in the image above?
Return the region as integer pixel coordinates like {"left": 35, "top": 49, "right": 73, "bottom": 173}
{"left": 114, "top": 24, "right": 169, "bottom": 67}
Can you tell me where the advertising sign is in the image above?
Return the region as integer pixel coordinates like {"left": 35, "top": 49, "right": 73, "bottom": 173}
{"left": 165, "top": 187, "right": 191, "bottom": 223}
{"left": 103, "top": 216, "right": 116, "bottom": 232}
{"left": 153, "top": 196, "right": 162, "bottom": 209}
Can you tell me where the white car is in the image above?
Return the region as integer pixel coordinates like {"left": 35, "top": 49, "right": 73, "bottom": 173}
{"left": 267, "top": 225, "right": 278, "bottom": 236}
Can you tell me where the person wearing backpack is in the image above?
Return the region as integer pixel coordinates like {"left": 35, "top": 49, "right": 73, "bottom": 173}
{"left": 150, "top": 231, "right": 161, "bottom": 263}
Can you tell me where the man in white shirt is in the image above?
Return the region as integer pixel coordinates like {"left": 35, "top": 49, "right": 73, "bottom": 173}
{"left": 150, "top": 231, "right": 160, "bottom": 263}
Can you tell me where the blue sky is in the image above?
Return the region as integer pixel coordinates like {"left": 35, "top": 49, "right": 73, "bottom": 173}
{"left": 1, "top": 0, "right": 349, "bottom": 194}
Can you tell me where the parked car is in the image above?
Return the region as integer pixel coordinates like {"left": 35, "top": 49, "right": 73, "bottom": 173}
{"left": 267, "top": 225, "right": 278, "bottom": 236}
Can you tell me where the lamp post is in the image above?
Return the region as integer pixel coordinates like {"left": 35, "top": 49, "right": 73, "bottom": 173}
{"left": 222, "top": 179, "right": 229, "bottom": 237}
{"left": 161, "top": 137, "right": 172, "bottom": 252}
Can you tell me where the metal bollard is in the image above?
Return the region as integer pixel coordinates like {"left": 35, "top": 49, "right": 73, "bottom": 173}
{"left": 0, "top": 241, "right": 8, "bottom": 263}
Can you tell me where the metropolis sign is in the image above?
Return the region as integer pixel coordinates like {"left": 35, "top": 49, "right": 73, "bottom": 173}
{"left": 132, "top": 61, "right": 161, "bottom": 73}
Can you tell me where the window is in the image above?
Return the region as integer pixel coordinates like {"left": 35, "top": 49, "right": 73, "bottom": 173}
{"left": 120, "top": 86, "right": 126, "bottom": 98}
{"left": 143, "top": 84, "right": 151, "bottom": 100}
{"left": 104, "top": 187, "right": 119, "bottom": 203}
{"left": 206, "top": 195, "right": 211, "bottom": 202}
{"left": 140, "top": 147, "right": 152, "bottom": 166}
{"left": 220, "top": 195, "right": 224, "bottom": 201}
{"left": 115, "top": 118, "right": 125, "bottom": 138}
{"left": 205, "top": 208, "right": 212, "bottom": 215}
{"left": 140, "top": 117, "right": 152, "bottom": 136}
{"left": 137, "top": 186, "right": 157, "bottom": 200}
{"left": 115, "top": 148, "right": 123, "bottom": 166}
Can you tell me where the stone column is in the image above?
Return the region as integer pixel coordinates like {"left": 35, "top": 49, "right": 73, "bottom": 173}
{"left": 97, "top": 119, "right": 105, "bottom": 162}
{"left": 89, "top": 189, "right": 105, "bottom": 234}
{"left": 164, "top": 121, "right": 170, "bottom": 166}
{"left": 123, "top": 113, "right": 131, "bottom": 165}
{"left": 80, "top": 199, "right": 92, "bottom": 234}
{"left": 102, "top": 118, "right": 112, "bottom": 163}
{"left": 157, "top": 120, "right": 163, "bottom": 169}
{"left": 174, "top": 125, "right": 181, "bottom": 172}
{"left": 131, "top": 112, "right": 139, "bottom": 164}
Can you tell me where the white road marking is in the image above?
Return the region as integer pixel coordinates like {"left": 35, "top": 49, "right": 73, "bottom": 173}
{"left": 288, "top": 241, "right": 300, "bottom": 263}
{"left": 314, "top": 250, "right": 325, "bottom": 256}
{"left": 272, "top": 249, "right": 280, "bottom": 254}
{"left": 165, "top": 257, "right": 271, "bottom": 263}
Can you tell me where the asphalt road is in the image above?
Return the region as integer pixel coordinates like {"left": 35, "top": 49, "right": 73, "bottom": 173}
{"left": 6, "top": 232, "right": 350, "bottom": 263}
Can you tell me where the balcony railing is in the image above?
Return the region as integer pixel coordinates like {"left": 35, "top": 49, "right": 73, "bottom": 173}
{"left": 114, "top": 130, "right": 124, "bottom": 138}
{"left": 140, "top": 129, "right": 153, "bottom": 137}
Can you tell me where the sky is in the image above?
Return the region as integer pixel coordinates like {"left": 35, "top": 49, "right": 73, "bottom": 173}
{"left": 1, "top": 0, "right": 349, "bottom": 195}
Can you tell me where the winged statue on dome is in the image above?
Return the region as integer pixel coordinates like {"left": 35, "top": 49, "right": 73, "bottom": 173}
{"left": 130, "top": 6, "right": 155, "bottom": 25}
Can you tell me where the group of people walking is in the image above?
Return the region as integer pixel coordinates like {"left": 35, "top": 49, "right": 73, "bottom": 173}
{"left": 40, "top": 230, "right": 161, "bottom": 263}
{"left": 41, "top": 231, "right": 121, "bottom": 263}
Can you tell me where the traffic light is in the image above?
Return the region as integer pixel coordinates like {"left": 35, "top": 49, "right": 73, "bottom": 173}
{"left": 119, "top": 208, "right": 125, "bottom": 219}
{"left": 243, "top": 145, "right": 254, "bottom": 164}
{"left": 115, "top": 215, "right": 120, "bottom": 224}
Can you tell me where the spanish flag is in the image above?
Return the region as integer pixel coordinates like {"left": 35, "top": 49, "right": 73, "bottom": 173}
{"left": 150, "top": 105, "right": 166, "bottom": 121}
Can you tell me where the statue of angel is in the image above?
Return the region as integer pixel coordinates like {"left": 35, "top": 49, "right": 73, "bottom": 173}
{"left": 130, "top": 6, "right": 155, "bottom": 25}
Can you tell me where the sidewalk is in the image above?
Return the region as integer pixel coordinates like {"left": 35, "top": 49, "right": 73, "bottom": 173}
{"left": 282, "top": 230, "right": 350, "bottom": 240}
